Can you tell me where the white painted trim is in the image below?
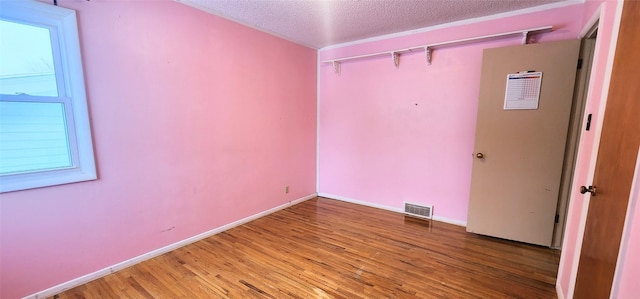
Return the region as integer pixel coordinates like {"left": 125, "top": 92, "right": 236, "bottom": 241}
{"left": 566, "top": 1, "right": 624, "bottom": 298}
{"left": 557, "top": 284, "right": 566, "bottom": 299}
{"left": 556, "top": 3, "right": 603, "bottom": 290}
{"left": 433, "top": 215, "right": 467, "bottom": 227}
{"left": 567, "top": 195, "right": 591, "bottom": 297}
{"left": 611, "top": 146, "right": 640, "bottom": 298}
{"left": 0, "top": 0, "right": 97, "bottom": 193}
{"left": 22, "top": 193, "right": 317, "bottom": 299}
{"left": 319, "top": 192, "right": 404, "bottom": 212}
{"left": 579, "top": 6, "right": 601, "bottom": 39}
{"left": 318, "top": 193, "right": 467, "bottom": 227}
{"left": 320, "top": 0, "right": 583, "bottom": 52}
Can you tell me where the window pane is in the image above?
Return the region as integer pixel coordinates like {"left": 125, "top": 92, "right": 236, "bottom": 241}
{"left": 0, "top": 101, "right": 72, "bottom": 174}
{"left": 0, "top": 19, "right": 58, "bottom": 96}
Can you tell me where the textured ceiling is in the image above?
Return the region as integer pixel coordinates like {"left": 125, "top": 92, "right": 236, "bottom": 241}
{"left": 176, "top": 0, "right": 571, "bottom": 49}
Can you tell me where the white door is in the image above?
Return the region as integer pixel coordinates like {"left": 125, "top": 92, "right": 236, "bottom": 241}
{"left": 466, "top": 40, "right": 580, "bottom": 246}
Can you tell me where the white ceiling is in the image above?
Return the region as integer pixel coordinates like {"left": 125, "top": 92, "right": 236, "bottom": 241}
{"left": 176, "top": 0, "right": 572, "bottom": 49}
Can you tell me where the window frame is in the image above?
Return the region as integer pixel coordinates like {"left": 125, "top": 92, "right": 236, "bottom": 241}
{"left": 0, "top": 0, "right": 96, "bottom": 193}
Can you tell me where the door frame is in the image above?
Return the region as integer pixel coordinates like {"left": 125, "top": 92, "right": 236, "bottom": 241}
{"left": 561, "top": 1, "right": 625, "bottom": 297}
{"left": 572, "top": 0, "right": 640, "bottom": 295}
{"left": 551, "top": 33, "right": 596, "bottom": 249}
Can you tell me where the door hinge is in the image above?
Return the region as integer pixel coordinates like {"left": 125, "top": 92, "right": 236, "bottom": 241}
{"left": 577, "top": 58, "right": 583, "bottom": 70}
{"left": 555, "top": 214, "right": 560, "bottom": 223}
{"left": 586, "top": 113, "right": 592, "bottom": 131}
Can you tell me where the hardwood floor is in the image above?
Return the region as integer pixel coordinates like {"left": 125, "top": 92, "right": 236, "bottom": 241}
{"left": 52, "top": 197, "right": 560, "bottom": 298}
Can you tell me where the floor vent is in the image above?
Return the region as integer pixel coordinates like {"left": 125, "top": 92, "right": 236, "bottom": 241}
{"left": 404, "top": 202, "right": 433, "bottom": 219}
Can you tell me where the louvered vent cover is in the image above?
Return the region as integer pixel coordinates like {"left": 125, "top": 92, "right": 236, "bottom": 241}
{"left": 404, "top": 202, "right": 433, "bottom": 219}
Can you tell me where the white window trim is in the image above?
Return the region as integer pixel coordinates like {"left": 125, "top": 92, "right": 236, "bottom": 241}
{"left": 0, "top": 0, "right": 96, "bottom": 192}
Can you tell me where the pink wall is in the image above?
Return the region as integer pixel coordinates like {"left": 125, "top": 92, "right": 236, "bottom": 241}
{"left": 318, "top": 4, "right": 585, "bottom": 223}
{"left": 0, "top": 1, "right": 317, "bottom": 298}
{"left": 2, "top": 0, "right": 636, "bottom": 298}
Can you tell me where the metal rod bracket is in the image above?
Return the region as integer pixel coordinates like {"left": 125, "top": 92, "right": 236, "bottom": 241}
{"left": 522, "top": 31, "right": 529, "bottom": 44}
{"left": 392, "top": 52, "right": 400, "bottom": 68}
{"left": 425, "top": 47, "right": 432, "bottom": 65}
{"left": 332, "top": 61, "right": 341, "bottom": 74}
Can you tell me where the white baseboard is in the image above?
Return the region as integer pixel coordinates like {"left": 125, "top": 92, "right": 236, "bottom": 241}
{"left": 317, "top": 193, "right": 467, "bottom": 227}
{"left": 24, "top": 193, "right": 317, "bottom": 299}
{"left": 432, "top": 215, "right": 467, "bottom": 227}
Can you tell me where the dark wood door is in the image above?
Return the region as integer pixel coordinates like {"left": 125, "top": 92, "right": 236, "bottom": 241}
{"left": 574, "top": 1, "right": 640, "bottom": 297}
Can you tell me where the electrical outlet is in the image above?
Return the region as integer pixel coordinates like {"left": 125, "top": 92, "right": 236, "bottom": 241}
{"left": 285, "top": 186, "right": 289, "bottom": 194}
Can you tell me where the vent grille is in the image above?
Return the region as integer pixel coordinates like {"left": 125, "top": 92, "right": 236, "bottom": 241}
{"left": 404, "top": 202, "right": 433, "bottom": 219}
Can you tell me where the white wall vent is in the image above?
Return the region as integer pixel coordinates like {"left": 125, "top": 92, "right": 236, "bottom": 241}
{"left": 404, "top": 202, "right": 433, "bottom": 219}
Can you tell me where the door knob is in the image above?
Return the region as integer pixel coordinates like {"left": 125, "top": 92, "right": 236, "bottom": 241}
{"left": 476, "top": 152, "right": 484, "bottom": 159}
{"left": 580, "top": 185, "right": 597, "bottom": 196}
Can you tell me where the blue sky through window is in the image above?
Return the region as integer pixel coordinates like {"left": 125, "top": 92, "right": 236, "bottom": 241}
{"left": 0, "top": 19, "right": 57, "bottom": 96}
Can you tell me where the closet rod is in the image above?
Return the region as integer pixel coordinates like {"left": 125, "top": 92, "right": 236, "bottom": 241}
{"left": 323, "top": 25, "right": 552, "bottom": 73}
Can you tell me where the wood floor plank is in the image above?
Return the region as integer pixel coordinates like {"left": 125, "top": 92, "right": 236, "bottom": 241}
{"left": 51, "top": 197, "right": 559, "bottom": 298}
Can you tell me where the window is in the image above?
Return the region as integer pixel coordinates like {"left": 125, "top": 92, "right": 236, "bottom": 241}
{"left": 0, "top": 1, "right": 96, "bottom": 192}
